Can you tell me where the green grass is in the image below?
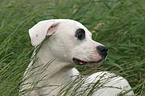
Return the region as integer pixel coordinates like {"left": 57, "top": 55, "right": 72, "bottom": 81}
{"left": 0, "top": 0, "right": 145, "bottom": 95}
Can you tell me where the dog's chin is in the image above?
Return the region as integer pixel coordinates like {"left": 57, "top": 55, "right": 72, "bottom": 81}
{"left": 72, "top": 58, "right": 104, "bottom": 66}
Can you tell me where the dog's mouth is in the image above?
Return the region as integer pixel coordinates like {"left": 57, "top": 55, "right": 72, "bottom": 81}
{"left": 72, "top": 58, "right": 103, "bottom": 65}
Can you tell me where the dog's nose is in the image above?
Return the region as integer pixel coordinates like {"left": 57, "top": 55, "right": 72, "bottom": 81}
{"left": 97, "top": 46, "right": 108, "bottom": 58}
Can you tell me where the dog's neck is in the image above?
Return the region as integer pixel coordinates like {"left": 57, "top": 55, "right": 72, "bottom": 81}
{"left": 32, "top": 44, "right": 79, "bottom": 95}
{"left": 34, "top": 42, "right": 77, "bottom": 82}
{"left": 24, "top": 44, "right": 79, "bottom": 95}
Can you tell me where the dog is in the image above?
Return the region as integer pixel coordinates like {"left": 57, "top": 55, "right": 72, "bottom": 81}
{"left": 20, "top": 19, "right": 134, "bottom": 96}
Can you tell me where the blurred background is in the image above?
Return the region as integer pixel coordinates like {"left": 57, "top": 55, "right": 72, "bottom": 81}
{"left": 0, "top": 0, "right": 144, "bottom": 95}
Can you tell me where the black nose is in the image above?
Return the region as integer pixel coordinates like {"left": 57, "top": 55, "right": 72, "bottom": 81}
{"left": 97, "top": 46, "right": 108, "bottom": 58}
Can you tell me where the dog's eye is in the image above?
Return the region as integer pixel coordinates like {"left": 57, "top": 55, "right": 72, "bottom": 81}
{"left": 75, "top": 29, "right": 85, "bottom": 40}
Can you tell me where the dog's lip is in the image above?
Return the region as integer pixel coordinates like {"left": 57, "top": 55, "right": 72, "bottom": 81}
{"left": 72, "top": 58, "right": 103, "bottom": 65}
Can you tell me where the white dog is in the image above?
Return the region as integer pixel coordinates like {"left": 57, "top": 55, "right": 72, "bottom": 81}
{"left": 20, "top": 19, "right": 134, "bottom": 96}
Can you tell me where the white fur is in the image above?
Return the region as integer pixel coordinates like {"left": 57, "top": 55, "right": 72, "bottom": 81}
{"left": 20, "top": 19, "right": 134, "bottom": 96}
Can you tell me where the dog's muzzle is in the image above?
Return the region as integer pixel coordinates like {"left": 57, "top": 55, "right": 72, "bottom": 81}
{"left": 72, "top": 46, "right": 108, "bottom": 66}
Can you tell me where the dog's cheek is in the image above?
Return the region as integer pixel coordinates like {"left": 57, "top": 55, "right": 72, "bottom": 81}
{"left": 51, "top": 41, "right": 73, "bottom": 60}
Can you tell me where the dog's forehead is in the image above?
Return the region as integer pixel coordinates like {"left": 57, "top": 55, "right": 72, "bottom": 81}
{"left": 56, "top": 19, "right": 92, "bottom": 36}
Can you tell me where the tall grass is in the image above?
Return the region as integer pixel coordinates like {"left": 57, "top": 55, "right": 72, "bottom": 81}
{"left": 0, "top": 0, "right": 144, "bottom": 95}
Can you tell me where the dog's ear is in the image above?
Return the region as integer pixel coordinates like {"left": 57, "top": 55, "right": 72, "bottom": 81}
{"left": 29, "top": 20, "right": 59, "bottom": 46}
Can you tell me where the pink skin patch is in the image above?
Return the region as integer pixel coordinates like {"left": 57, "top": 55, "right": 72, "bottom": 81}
{"left": 79, "top": 62, "right": 83, "bottom": 65}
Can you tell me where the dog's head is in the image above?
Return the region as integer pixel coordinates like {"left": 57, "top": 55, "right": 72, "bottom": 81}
{"left": 29, "top": 19, "right": 108, "bottom": 66}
